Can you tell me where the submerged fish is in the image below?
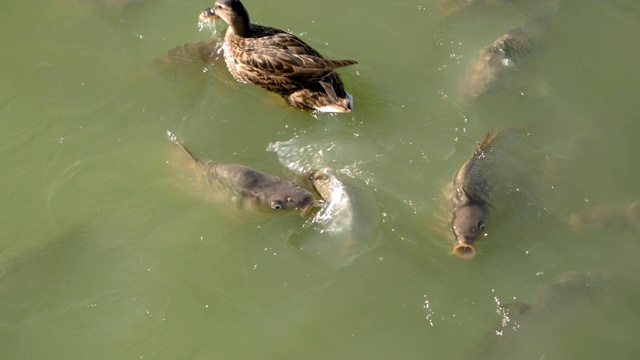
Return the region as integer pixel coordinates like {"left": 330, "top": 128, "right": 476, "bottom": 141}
{"left": 458, "top": 13, "right": 551, "bottom": 101}
{"left": 501, "top": 271, "right": 599, "bottom": 316}
{"left": 569, "top": 201, "right": 640, "bottom": 234}
{"left": 435, "top": 0, "right": 503, "bottom": 18}
{"left": 449, "top": 131, "right": 503, "bottom": 259}
{"left": 154, "top": 40, "right": 219, "bottom": 72}
{"left": 95, "top": 0, "right": 144, "bottom": 8}
{"left": 168, "top": 131, "right": 315, "bottom": 216}
{"left": 473, "top": 271, "right": 601, "bottom": 359}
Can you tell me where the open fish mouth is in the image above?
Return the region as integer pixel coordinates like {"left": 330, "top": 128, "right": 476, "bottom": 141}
{"left": 452, "top": 243, "right": 477, "bottom": 260}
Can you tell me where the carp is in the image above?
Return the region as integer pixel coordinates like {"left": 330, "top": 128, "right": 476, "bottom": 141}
{"left": 458, "top": 13, "right": 551, "bottom": 102}
{"left": 473, "top": 271, "right": 602, "bottom": 359}
{"left": 569, "top": 201, "right": 640, "bottom": 234}
{"left": 307, "top": 167, "right": 382, "bottom": 257}
{"left": 449, "top": 131, "right": 505, "bottom": 259}
{"left": 154, "top": 40, "right": 219, "bottom": 72}
{"left": 500, "top": 271, "right": 599, "bottom": 317}
{"left": 168, "top": 131, "right": 315, "bottom": 216}
{"left": 95, "top": 0, "right": 144, "bottom": 8}
{"left": 435, "top": 0, "right": 502, "bottom": 18}
{"left": 309, "top": 167, "right": 354, "bottom": 233}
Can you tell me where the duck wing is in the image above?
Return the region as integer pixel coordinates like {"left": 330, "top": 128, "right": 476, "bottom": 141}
{"left": 240, "top": 26, "right": 357, "bottom": 83}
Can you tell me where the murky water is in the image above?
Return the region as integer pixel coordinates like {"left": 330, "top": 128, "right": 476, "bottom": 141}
{"left": 1, "top": 0, "right": 640, "bottom": 358}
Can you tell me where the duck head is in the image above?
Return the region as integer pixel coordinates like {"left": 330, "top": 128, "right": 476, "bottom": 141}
{"left": 200, "top": 0, "right": 252, "bottom": 37}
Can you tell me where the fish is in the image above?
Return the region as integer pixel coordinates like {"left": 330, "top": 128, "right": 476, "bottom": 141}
{"left": 153, "top": 40, "right": 219, "bottom": 72}
{"left": 502, "top": 271, "right": 600, "bottom": 317}
{"left": 449, "top": 131, "right": 502, "bottom": 259}
{"left": 309, "top": 167, "right": 354, "bottom": 233}
{"left": 143, "top": 39, "right": 240, "bottom": 92}
{"left": 167, "top": 131, "right": 315, "bottom": 216}
{"left": 458, "top": 13, "right": 551, "bottom": 102}
{"left": 569, "top": 201, "right": 640, "bottom": 234}
{"left": 473, "top": 271, "right": 602, "bottom": 359}
{"left": 95, "top": 0, "right": 144, "bottom": 8}
{"left": 308, "top": 167, "right": 383, "bottom": 258}
{"left": 434, "top": 0, "right": 501, "bottom": 18}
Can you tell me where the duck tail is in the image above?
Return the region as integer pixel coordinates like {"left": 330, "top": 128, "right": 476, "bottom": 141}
{"left": 325, "top": 59, "right": 358, "bottom": 70}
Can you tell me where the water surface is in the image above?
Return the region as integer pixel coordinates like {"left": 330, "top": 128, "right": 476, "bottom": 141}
{"left": 1, "top": 0, "right": 640, "bottom": 358}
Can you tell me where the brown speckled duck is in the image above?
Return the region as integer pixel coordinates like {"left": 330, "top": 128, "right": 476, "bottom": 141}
{"left": 199, "top": 0, "right": 357, "bottom": 113}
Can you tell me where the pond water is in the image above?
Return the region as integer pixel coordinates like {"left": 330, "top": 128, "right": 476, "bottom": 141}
{"left": 1, "top": 0, "right": 639, "bottom": 359}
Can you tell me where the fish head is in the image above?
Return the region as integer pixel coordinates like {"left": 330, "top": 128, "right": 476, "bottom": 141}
{"left": 309, "top": 167, "right": 337, "bottom": 201}
{"left": 457, "top": 51, "right": 501, "bottom": 102}
{"left": 451, "top": 204, "right": 486, "bottom": 246}
{"left": 264, "top": 184, "right": 315, "bottom": 216}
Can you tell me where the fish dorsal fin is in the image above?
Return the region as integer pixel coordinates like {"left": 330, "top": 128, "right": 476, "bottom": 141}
{"left": 474, "top": 131, "right": 494, "bottom": 157}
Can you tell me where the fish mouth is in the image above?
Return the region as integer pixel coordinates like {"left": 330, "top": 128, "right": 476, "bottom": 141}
{"left": 298, "top": 203, "right": 315, "bottom": 217}
{"left": 452, "top": 243, "right": 477, "bottom": 260}
{"left": 199, "top": 7, "right": 219, "bottom": 22}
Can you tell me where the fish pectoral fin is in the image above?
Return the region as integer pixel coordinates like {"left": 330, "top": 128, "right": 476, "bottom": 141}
{"left": 236, "top": 190, "right": 259, "bottom": 207}
{"left": 457, "top": 186, "right": 471, "bottom": 203}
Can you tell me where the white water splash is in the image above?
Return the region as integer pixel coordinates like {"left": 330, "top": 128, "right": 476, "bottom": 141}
{"left": 267, "top": 139, "right": 354, "bottom": 233}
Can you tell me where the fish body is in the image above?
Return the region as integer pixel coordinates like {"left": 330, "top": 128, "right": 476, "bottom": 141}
{"left": 308, "top": 167, "right": 382, "bottom": 257}
{"left": 168, "top": 132, "right": 315, "bottom": 215}
{"left": 458, "top": 14, "right": 550, "bottom": 101}
{"left": 474, "top": 271, "right": 601, "bottom": 359}
{"left": 569, "top": 201, "right": 640, "bottom": 233}
{"left": 309, "top": 167, "right": 353, "bottom": 232}
{"left": 435, "top": 0, "right": 501, "bottom": 18}
{"left": 95, "top": 0, "right": 144, "bottom": 8}
{"left": 500, "top": 271, "right": 600, "bottom": 318}
{"left": 449, "top": 132, "right": 500, "bottom": 258}
{"left": 159, "top": 40, "right": 218, "bottom": 69}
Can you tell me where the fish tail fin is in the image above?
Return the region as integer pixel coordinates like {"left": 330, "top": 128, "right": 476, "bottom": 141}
{"left": 167, "top": 130, "right": 197, "bottom": 161}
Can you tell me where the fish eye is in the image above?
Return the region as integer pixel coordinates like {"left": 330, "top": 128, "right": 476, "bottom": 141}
{"left": 270, "top": 200, "right": 283, "bottom": 210}
{"left": 478, "top": 221, "right": 486, "bottom": 231}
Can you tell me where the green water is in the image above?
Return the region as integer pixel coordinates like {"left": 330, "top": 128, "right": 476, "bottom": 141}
{"left": 2, "top": 0, "right": 640, "bottom": 358}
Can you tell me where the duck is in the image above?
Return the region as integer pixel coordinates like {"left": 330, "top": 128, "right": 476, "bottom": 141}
{"left": 199, "top": 0, "right": 357, "bottom": 113}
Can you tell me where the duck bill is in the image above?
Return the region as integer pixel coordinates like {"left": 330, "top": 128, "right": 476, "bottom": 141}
{"left": 452, "top": 243, "right": 477, "bottom": 260}
{"left": 199, "top": 8, "right": 219, "bottom": 22}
